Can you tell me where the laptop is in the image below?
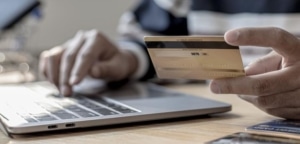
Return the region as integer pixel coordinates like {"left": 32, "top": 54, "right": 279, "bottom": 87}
{"left": 0, "top": 81, "right": 231, "bottom": 135}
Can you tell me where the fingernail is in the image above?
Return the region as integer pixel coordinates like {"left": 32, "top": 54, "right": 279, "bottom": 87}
{"left": 225, "top": 30, "right": 240, "bottom": 43}
{"left": 211, "top": 82, "right": 221, "bottom": 94}
{"left": 69, "top": 76, "right": 79, "bottom": 85}
{"left": 60, "top": 86, "right": 71, "bottom": 96}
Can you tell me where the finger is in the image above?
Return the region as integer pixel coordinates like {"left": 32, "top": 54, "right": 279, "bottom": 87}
{"left": 266, "top": 108, "right": 300, "bottom": 120}
{"left": 210, "top": 66, "right": 300, "bottom": 96}
{"left": 45, "top": 47, "right": 64, "bottom": 86}
{"left": 225, "top": 27, "right": 300, "bottom": 62}
{"left": 59, "top": 31, "right": 85, "bottom": 96}
{"left": 245, "top": 51, "right": 282, "bottom": 76}
{"left": 238, "top": 95, "right": 257, "bottom": 104}
{"left": 70, "top": 30, "right": 112, "bottom": 85}
{"left": 243, "top": 89, "right": 300, "bottom": 109}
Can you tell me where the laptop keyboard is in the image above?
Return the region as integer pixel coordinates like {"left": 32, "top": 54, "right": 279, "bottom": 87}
{"left": 7, "top": 95, "right": 138, "bottom": 123}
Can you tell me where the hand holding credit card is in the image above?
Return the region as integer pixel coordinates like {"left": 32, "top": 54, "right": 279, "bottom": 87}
{"left": 145, "top": 36, "right": 245, "bottom": 80}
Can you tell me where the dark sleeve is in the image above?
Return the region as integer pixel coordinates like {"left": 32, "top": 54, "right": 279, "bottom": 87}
{"left": 117, "top": 0, "right": 189, "bottom": 81}
{"left": 133, "top": 0, "right": 188, "bottom": 35}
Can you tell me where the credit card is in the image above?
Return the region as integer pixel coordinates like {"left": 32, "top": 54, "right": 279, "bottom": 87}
{"left": 246, "top": 119, "right": 300, "bottom": 140}
{"left": 144, "top": 36, "right": 245, "bottom": 80}
{"left": 205, "top": 132, "right": 300, "bottom": 144}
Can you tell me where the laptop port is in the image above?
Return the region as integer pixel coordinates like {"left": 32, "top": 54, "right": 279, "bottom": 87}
{"left": 48, "top": 125, "right": 57, "bottom": 129}
{"left": 65, "top": 123, "right": 75, "bottom": 127}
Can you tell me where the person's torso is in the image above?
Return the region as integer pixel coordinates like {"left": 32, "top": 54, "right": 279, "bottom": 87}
{"left": 132, "top": 0, "right": 300, "bottom": 65}
{"left": 135, "top": 0, "right": 300, "bottom": 35}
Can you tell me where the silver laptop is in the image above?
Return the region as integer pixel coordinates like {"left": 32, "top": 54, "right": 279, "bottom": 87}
{"left": 0, "top": 81, "right": 231, "bottom": 135}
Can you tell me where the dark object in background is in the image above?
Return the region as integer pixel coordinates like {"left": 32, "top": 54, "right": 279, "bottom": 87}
{"left": 0, "top": 0, "right": 40, "bottom": 31}
{"left": 0, "top": 0, "right": 41, "bottom": 84}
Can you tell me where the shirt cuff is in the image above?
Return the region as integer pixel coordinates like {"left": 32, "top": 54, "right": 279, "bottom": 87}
{"left": 118, "top": 41, "right": 149, "bottom": 80}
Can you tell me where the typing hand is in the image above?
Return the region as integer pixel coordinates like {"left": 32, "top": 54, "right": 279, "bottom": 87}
{"left": 39, "top": 30, "right": 137, "bottom": 96}
{"left": 210, "top": 27, "right": 300, "bottom": 119}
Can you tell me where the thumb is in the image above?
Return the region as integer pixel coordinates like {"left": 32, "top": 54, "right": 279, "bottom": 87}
{"left": 225, "top": 27, "right": 300, "bottom": 63}
{"left": 245, "top": 51, "right": 282, "bottom": 76}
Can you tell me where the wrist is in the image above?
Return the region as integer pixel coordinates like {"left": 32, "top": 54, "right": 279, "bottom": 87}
{"left": 117, "top": 41, "right": 149, "bottom": 80}
{"left": 122, "top": 50, "right": 138, "bottom": 78}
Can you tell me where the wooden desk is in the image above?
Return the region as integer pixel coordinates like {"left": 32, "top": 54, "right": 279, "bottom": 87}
{"left": 0, "top": 83, "right": 277, "bottom": 144}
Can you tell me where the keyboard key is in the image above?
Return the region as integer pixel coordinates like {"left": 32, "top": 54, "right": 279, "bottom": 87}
{"left": 23, "top": 117, "right": 38, "bottom": 123}
{"left": 38, "top": 104, "right": 61, "bottom": 111}
{"left": 78, "top": 100, "right": 103, "bottom": 109}
{"left": 65, "top": 105, "right": 79, "bottom": 110}
{"left": 92, "top": 108, "right": 118, "bottom": 115}
{"left": 112, "top": 107, "right": 137, "bottom": 113}
{"left": 52, "top": 112, "right": 78, "bottom": 119}
{"left": 33, "top": 114, "right": 57, "bottom": 122}
{"left": 105, "top": 103, "right": 135, "bottom": 113}
{"left": 91, "top": 98, "right": 137, "bottom": 114}
{"left": 51, "top": 110, "right": 68, "bottom": 114}
{"left": 91, "top": 98, "right": 109, "bottom": 105}
{"left": 74, "top": 111, "right": 99, "bottom": 117}
{"left": 49, "top": 110, "right": 78, "bottom": 119}
{"left": 78, "top": 100, "right": 119, "bottom": 115}
{"left": 63, "top": 105, "right": 98, "bottom": 118}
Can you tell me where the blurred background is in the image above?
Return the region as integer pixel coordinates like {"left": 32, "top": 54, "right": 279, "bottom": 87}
{"left": 0, "top": 0, "right": 138, "bottom": 83}
{"left": 27, "top": 0, "right": 137, "bottom": 53}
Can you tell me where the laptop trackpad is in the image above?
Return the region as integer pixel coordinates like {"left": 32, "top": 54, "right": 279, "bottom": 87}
{"left": 102, "top": 83, "right": 182, "bottom": 100}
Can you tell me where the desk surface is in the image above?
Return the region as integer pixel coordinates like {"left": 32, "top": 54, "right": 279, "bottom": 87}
{"left": 0, "top": 83, "right": 277, "bottom": 144}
